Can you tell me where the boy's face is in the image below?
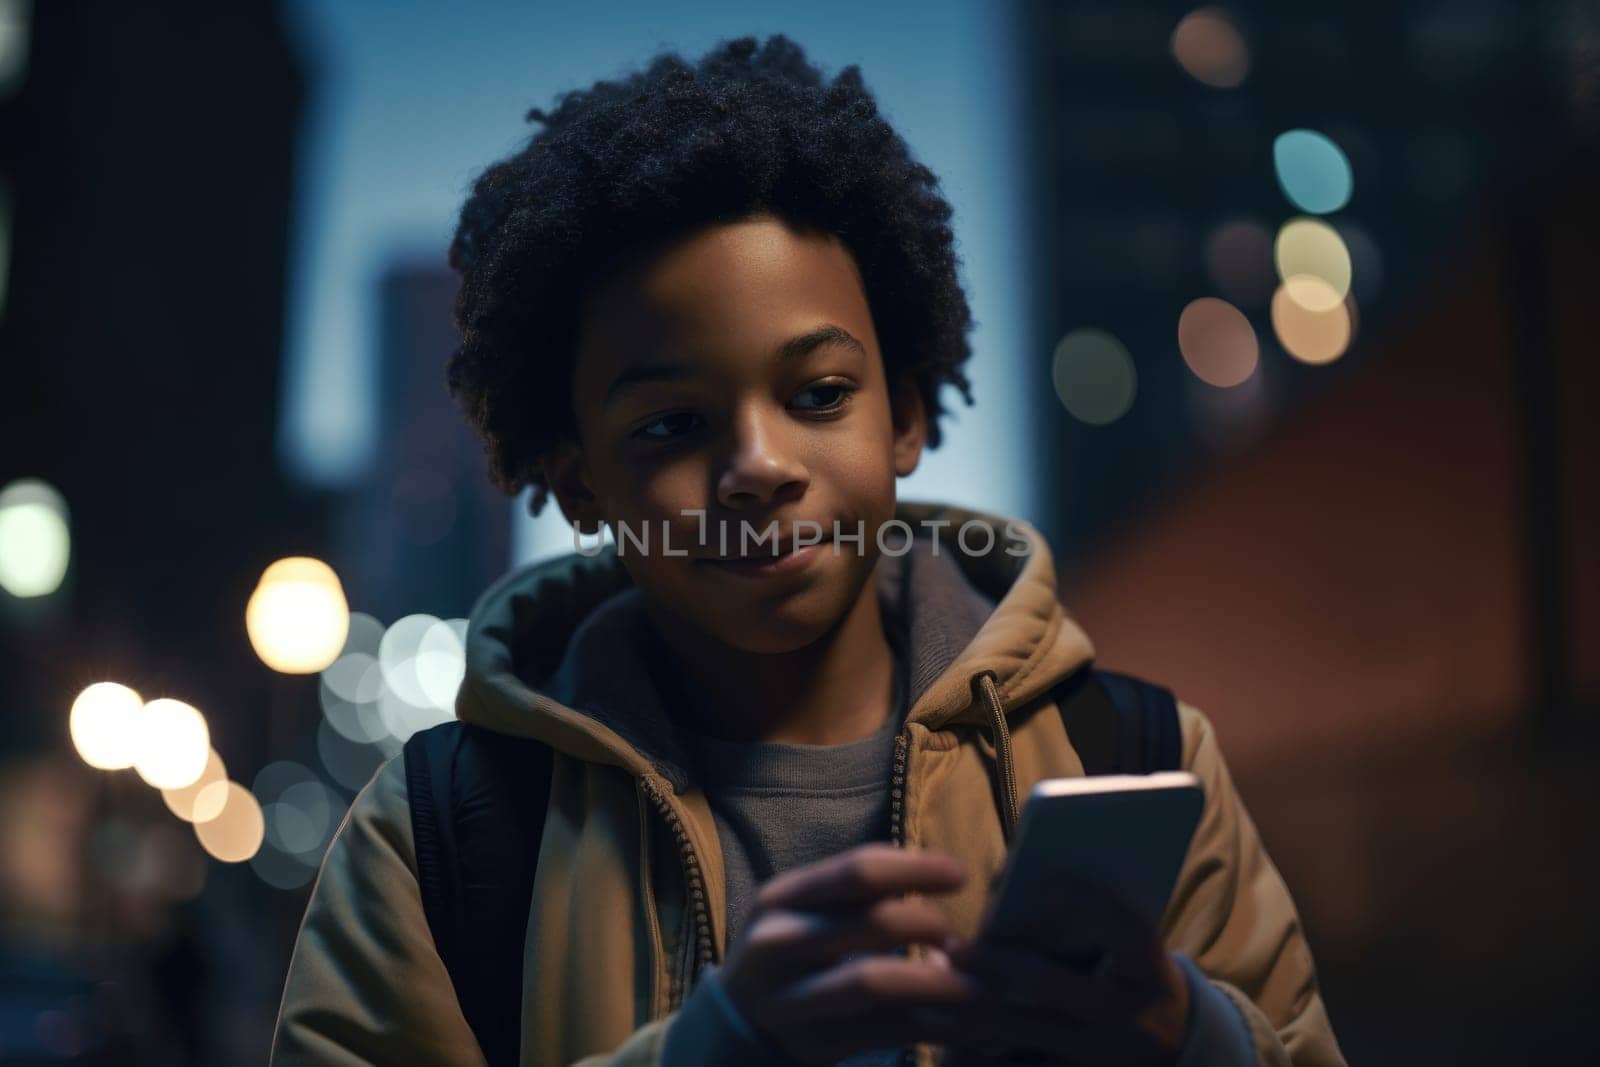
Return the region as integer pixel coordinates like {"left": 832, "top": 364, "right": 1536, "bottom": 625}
{"left": 543, "top": 213, "right": 926, "bottom": 653}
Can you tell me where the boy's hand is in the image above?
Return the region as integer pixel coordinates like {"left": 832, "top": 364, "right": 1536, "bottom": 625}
{"left": 936, "top": 881, "right": 1190, "bottom": 1066}
{"left": 716, "top": 842, "right": 980, "bottom": 1066}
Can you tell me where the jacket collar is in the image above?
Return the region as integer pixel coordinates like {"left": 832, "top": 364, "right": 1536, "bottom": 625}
{"left": 455, "top": 499, "right": 1095, "bottom": 792}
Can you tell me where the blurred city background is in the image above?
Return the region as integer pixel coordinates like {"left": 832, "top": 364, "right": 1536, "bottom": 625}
{"left": 0, "top": 0, "right": 1595, "bottom": 1063}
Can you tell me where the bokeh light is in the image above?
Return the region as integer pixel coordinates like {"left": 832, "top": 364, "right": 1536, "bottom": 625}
{"left": 0, "top": 477, "right": 70, "bottom": 598}
{"left": 343, "top": 611, "right": 385, "bottom": 656}
{"left": 161, "top": 747, "right": 228, "bottom": 822}
{"left": 1052, "top": 329, "right": 1138, "bottom": 426}
{"left": 245, "top": 557, "right": 351, "bottom": 674}
{"left": 250, "top": 842, "right": 319, "bottom": 891}
{"left": 414, "top": 617, "right": 468, "bottom": 710}
{"left": 252, "top": 761, "right": 317, "bottom": 808}
{"left": 1273, "top": 129, "right": 1354, "bottom": 214}
{"left": 1204, "top": 219, "right": 1275, "bottom": 307}
{"left": 319, "top": 655, "right": 388, "bottom": 743}
{"left": 321, "top": 650, "right": 381, "bottom": 705}
{"left": 317, "top": 718, "right": 387, "bottom": 792}
{"left": 377, "top": 613, "right": 438, "bottom": 707}
{"left": 69, "top": 682, "right": 143, "bottom": 771}
{"left": 193, "top": 781, "right": 265, "bottom": 863}
{"left": 318, "top": 610, "right": 393, "bottom": 744}
{"left": 1170, "top": 7, "right": 1250, "bottom": 89}
{"left": 248, "top": 761, "right": 345, "bottom": 889}
{"left": 1178, "top": 298, "right": 1259, "bottom": 387}
{"left": 132, "top": 698, "right": 211, "bottom": 790}
{"left": 373, "top": 614, "right": 465, "bottom": 742}
{"left": 1275, "top": 218, "right": 1352, "bottom": 311}
{"left": 266, "top": 779, "right": 339, "bottom": 856}
{"left": 1271, "top": 282, "right": 1352, "bottom": 365}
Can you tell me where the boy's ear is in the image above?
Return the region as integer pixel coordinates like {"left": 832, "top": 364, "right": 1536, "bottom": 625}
{"left": 539, "top": 436, "right": 606, "bottom": 535}
{"left": 890, "top": 372, "right": 928, "bottom": 478}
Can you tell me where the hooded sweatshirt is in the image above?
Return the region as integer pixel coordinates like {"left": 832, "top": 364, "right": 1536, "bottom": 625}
{"left": 271, "top": 499, "right": 1347, "bottom": 1066}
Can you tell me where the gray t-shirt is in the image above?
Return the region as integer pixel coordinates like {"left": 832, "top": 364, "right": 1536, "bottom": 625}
{"left": 682, "top": 633, "right": 911, "bottom": 1066}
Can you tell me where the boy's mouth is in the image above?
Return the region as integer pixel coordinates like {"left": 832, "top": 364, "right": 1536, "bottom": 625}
{"left": 702, "top": 534, "right": 832, "bottom": 561}
{"left": 698, "top": 535, "right": 835, "bottom": 577}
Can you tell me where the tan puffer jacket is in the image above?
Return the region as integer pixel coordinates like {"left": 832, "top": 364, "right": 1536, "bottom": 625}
{"left": 271, "top": 499, "right": 1346, "bottom": 1066}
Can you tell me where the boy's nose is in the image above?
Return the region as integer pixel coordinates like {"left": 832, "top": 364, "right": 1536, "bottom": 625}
{"left": 715, "top": 410, "right": 809, "bottom": 508}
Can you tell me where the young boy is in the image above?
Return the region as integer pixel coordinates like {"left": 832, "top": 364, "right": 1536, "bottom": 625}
{"left": 272, "top": 34, "right": 1344, "bottom": 1067}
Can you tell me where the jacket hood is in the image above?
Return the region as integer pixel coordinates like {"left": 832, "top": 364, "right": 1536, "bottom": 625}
{"left": 455, "top": 499, "right": 1096, "bottom": 793}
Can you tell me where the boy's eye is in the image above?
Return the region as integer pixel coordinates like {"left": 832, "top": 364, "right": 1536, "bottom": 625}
{"left": 629, "top": 382, "right": 856, "bottom": 443}
{"left": 791, "top": 382, "right": 855, "bottom": 413}
{"left": 632, "top": 412, "right": 702, "bottom": 442}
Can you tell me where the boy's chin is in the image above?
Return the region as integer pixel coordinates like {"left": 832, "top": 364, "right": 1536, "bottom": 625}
{"left": 683, "top": 578, "right": 867, "bottom": 655}
{"left": 695, "top": 599, "right": 848, "bottom": 655}
{"left": 636, "top": 545, "right": 876, "bottom": 653}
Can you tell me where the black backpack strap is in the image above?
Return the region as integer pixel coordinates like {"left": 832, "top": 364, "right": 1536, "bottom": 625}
{"left": 1051, "top": 667, "right": 1183, "bottom": 775}
{"left": 404, "top": 721, "right": 554, "bottom": 1067}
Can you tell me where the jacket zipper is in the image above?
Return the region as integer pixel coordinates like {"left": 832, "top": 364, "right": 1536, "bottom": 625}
{"left": 641, "top": 709, "right": 990, "bottom": 1067}
{"left": 889, "top": 728, "right": 910, "bottom": 847}
{"left": 889, "top": 726, "right": 921, "bottom": 1067}
{"left": 639, "top": 774, "right": 714, "bottom": 1011}
{"left": 641, "top": 728, "right": 915, "bottom": 1016}
{"left": 635, "top": 781, "right": 670, "bottom": 1018}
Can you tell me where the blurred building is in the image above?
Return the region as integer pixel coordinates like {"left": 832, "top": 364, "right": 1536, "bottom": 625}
{"left": 1023, "top": 3, "right": 1599, "bottom": 1061}
{"left": 0, "top": 2, "right": 320, "bottom": 1062}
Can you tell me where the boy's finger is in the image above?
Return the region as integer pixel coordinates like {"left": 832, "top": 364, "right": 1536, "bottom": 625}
{"left": 825, "top": 896, "right": 954, "bottom": 959}
{"left": 743, "top": 895, "right": 955, "bottom": 981}
{"left": 768, "top": 953, "right": 981, "bottom": 1025}
{"left": 755, "top": 844, "right": 966, "bottom": 911}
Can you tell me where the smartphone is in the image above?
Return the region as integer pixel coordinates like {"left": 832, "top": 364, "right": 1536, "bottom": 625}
{"left": 975, "top": 771, "right": 1204, "bottom": 960}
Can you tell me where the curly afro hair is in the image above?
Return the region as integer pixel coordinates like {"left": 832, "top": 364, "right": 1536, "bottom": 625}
{"left": 446, "top": 33, "right": 976, "bottom": 518}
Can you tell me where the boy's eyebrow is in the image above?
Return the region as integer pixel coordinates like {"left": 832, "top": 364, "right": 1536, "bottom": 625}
{"left": 601, "top": 324, "right": 866, "bottom": 409}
